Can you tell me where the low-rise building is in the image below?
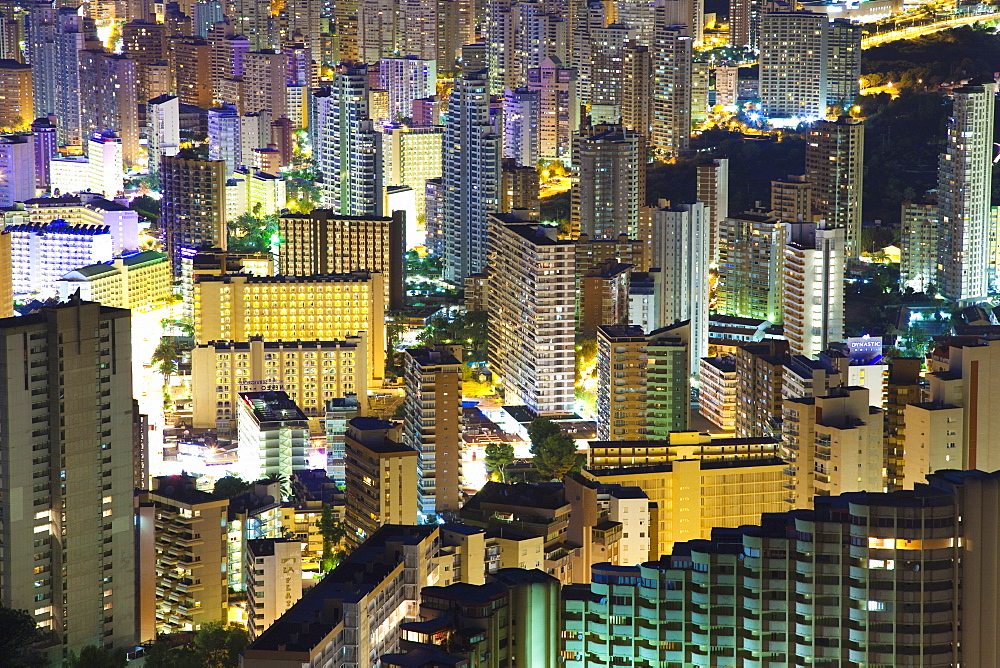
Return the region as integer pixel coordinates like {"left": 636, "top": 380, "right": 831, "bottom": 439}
{"left": 56, "top": 250, "right": 171, "bottom": 309}
{"left": 236, "top": 391, "right": 310, "bottom": 489}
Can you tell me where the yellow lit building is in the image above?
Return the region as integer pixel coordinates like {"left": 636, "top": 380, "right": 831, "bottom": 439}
{"left": 588, "top": 430, "right": 780, "bottom": 468}
{"left": 193, "top": 272, "right": 385, "bottom": 386}
{"left": 56, "top": 251, "right": 171, "bottom": 310}
{"left": 0, "top": 59, "right": 32, "bottom": 131}
{"left": 191, "top": 336, "right": 367, "bottom": 429}
{"left": 585, "top": 456, "right": 788, "bottom": 558}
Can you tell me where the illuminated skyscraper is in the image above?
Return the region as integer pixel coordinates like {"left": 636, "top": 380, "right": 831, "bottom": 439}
{"left": 805, "top": 116, "right": 864, "bottom": 258}
{"left": 441, "top": 67, "right": 500, "bottom": 281}
{"left": 571, "top": 124, "right": 645, "bottom": 239}
{"left": 938, "top": 82, "right": 996, "bottom": 304}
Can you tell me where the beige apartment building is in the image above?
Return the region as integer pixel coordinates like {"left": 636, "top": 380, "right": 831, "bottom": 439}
{"left": 246, "top": 538, "right": 303, "bottom": 640}
{"left": 596, "top": 325, "right": 648, "bottom": 441}
{"left": 191, "top": 336, "right": 367, "bottom": 429}
{"left": 782, "top": 386, "right": 885, "bottom": 507}
{"left": 403, "top": 346, "right": 463, "bottom": 516}
{"left": 193, "top": 272, "right": 385, "bottom": 385}
{"left": 344, "top": 417, "right": 419, "bottom": 543}
{"left": 137, "top": 475, "right": 229, "bottom": 634}
{"left": 588, "top": 430, "right": 781, "bottom": 469}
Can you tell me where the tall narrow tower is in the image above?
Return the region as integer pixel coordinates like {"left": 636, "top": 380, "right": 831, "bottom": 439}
{"left": 805, "top": 116, "right": 864, "bottom": 259}
{"left": 938, "top": 82, "right": 996, "bottom": 304}
{"left": 441, "top": 67, "right": 500, "bottom": 282}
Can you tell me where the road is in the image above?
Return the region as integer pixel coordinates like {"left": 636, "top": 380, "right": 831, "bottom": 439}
{"left": 862, "top": 12, "right": 1000, "bottom": 48}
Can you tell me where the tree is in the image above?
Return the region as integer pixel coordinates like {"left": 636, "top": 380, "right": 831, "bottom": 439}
{"left": 318, "top": 504, "right": 349, "bottom": 571}
{"left": 528, "top": 417, "right": 578, "bottom": 481}
{"left": 0, "top": 604, "right": 44, "bottom": 667}
{"left": 213, "top": 475, "right": 252, "bottom": 498}
{"left": 228, "top": 204, "right": 279, "bottom": 253}
{"left": 262, "top": 472, "right": 291, "bottom": 499}
{"left": 141, "top": 641, "right": 202, "bottom": 668}
{"left": 484, "top": 442, "right": 515, "bottom": 483}
{"left": 65, "top": 645, "right": 128, "bottom": 668}
{"left": 192, "top": 622, "right": 248, "bottom": 668}
{"left": 151, "top": 337, "right": 179, "bottom": 384}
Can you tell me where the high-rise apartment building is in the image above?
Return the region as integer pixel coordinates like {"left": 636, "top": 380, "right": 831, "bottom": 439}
{"left": 696, "top": 158, "right": 728, "bottom": 265}
{"left": 403, "top": 346, "right": 463, "bottom": 517}
{"left": 31, "top": 115, "right": 57, "bottom": 190}
{"left": 580, "top": 261, "right": 632, "bottom": 337}
{"left": 528, "top": 56, "right": 578, "bottom": 164}
{"left": 596, "top": 324, "right": 648, "bottom": 441}
{"left": 0, "top": 58, "right": 31, "bottom": 130}
{"left": 900, "top": 200, "right": 939, "bottom": 293}
{"left": 148, "top": 95, "right": 180, "bottom": 171}
{"left": 699, "top": 355, "right": 737, "bottom": 430}
{"left": 378, "top": 56, "right": 436, "bottom": 122}
{"left": 903, "top": 336, "right": 1000, "bottom": 487}
{"left": 344, "top": 418, "right": 419, "bottom": 542}
{"left": 651, "top": 201, "right": 710, "bottom": 372}
{"left": 121, "top": 20, "right": 169, "bottom": 103}
{"left": 805, "top": 116, "right": 864, "bottom": 258}
{"left": 564, "top": 470, "right": 1000, "bottom": 666}
{"left": 621, "top": 43, "right": 653, "bottom": 136}
{"left": 245, "top": 538, "right": 302, "bottom": 640}
{"left": 207, "top": 103, "right": 241, "bottom": 173}
{"left": 0, "top": 300, "right": 139, "bottom": 660}
{"left": 160, "top": 153, "right": 228, "bottom": 272}
{"left": 586, "top": 453, "right": 786, "bottom": 558}
{"left": 313, "top": 65, "right": 385, "bottom": 216}
{"left": 278, "top": 210, "right": 406, "bottom": 310}
{"left": 717, "top": 208, "right": 785, "bottom": 322}
{"left": 571, "top": 124, "right": 645, "bottom": 239}
{"left": 502, "top": 86, "right": 539, "bottom": 166}
{"left": 651, "top": 23, "right": 693, "bottom": 159}
{"left": 500, "top": 159, "right": 541, "bottom": 215}
{"left": 79, "top": 49, "right": 140, "bottom": 167}
{"left": 782, "top": 386, "right": 884, "bottom": 507}
{"left": 193, "top": 273, "right": 386, "bottom": 385}
{"left": 759, "top": 13, "right": 861, "bottom": 120}
{"left": 243, "top": 49, "right": 288, "bottom": 120}
{"left": 938, "top": 82, "right": 996, "bottom": 304}
{"left": 487, "top": 216, "right": 576, "bottom": 414}
{"left": 782, "top": 222, "right": 845, "bottom": 358}
{"left": 590, "top": 24, "right": 638, "bottom": 113}
{"left": 734, "top": 338, "right": 790, "bottom": 438}
{"left": 770, "top": 173, "right": 813, "bottom": 223}
{"left": 441, "top": 68, "right": 500, "bottom": 282}
{"left": 645, "top": 322, "right": 690, "bottom": 436}
{"left": 191, "top": 336, "right": 366, "bottom": 429}
{"left": 170, "top": 36, "right": 213, "bottom": 108}
{"left": 885, "top": 357, "right": 922, "bottom": 491}
{"left": 0, "top": 133, "right": 34, "bottom": 206}
{"left": 381, "top": 123, "right": 444, "bottom": 223}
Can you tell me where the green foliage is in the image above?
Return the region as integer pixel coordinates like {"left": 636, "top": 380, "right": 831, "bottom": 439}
{"left": 141, "top": 640, "right": 203, "bottom": 668}
{"left": 0, "top": 604, "right": 44, "bottom": 667}
{"left": 65, "top": 645, "right": 128, "bottom": 668}
{"left": 417, "top": 311, "right": 488, "bottom": 363}
{"left": 318, "top": 505, "right": 350, "bottom": 571}
{"left": 228, "top": 205, "right": 279, "bottom": 254}
{"left": 130, "top": 195, "right": 161, "bottom": 222}
{"left": 161, "top": 317, "right": 195, "bottom": 337}
{"left": 540, "top": 189, "right": 570, "bottom": 226}
{"left": 192, "top": 622, "right": 248, "bottom": 668}
{"left": 213, "top": 475, "right": 252, "bottom": 498}
{"left": 862, "top": 26, "right": 1000, "bottom": 94}
{"left": 152, "top": 337, "right": 179, "bottom": 381}
{"left": 262, "top": 472, "right": 291, "bottom": 499}
{"left": 484, "top": 442, "right": 515, "bottom": 483}
{"left": 528, "top": 417, "right": 578, "bottom": 481}
{"left": 898, "top": 323, "right": 932, "bottom": 358}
